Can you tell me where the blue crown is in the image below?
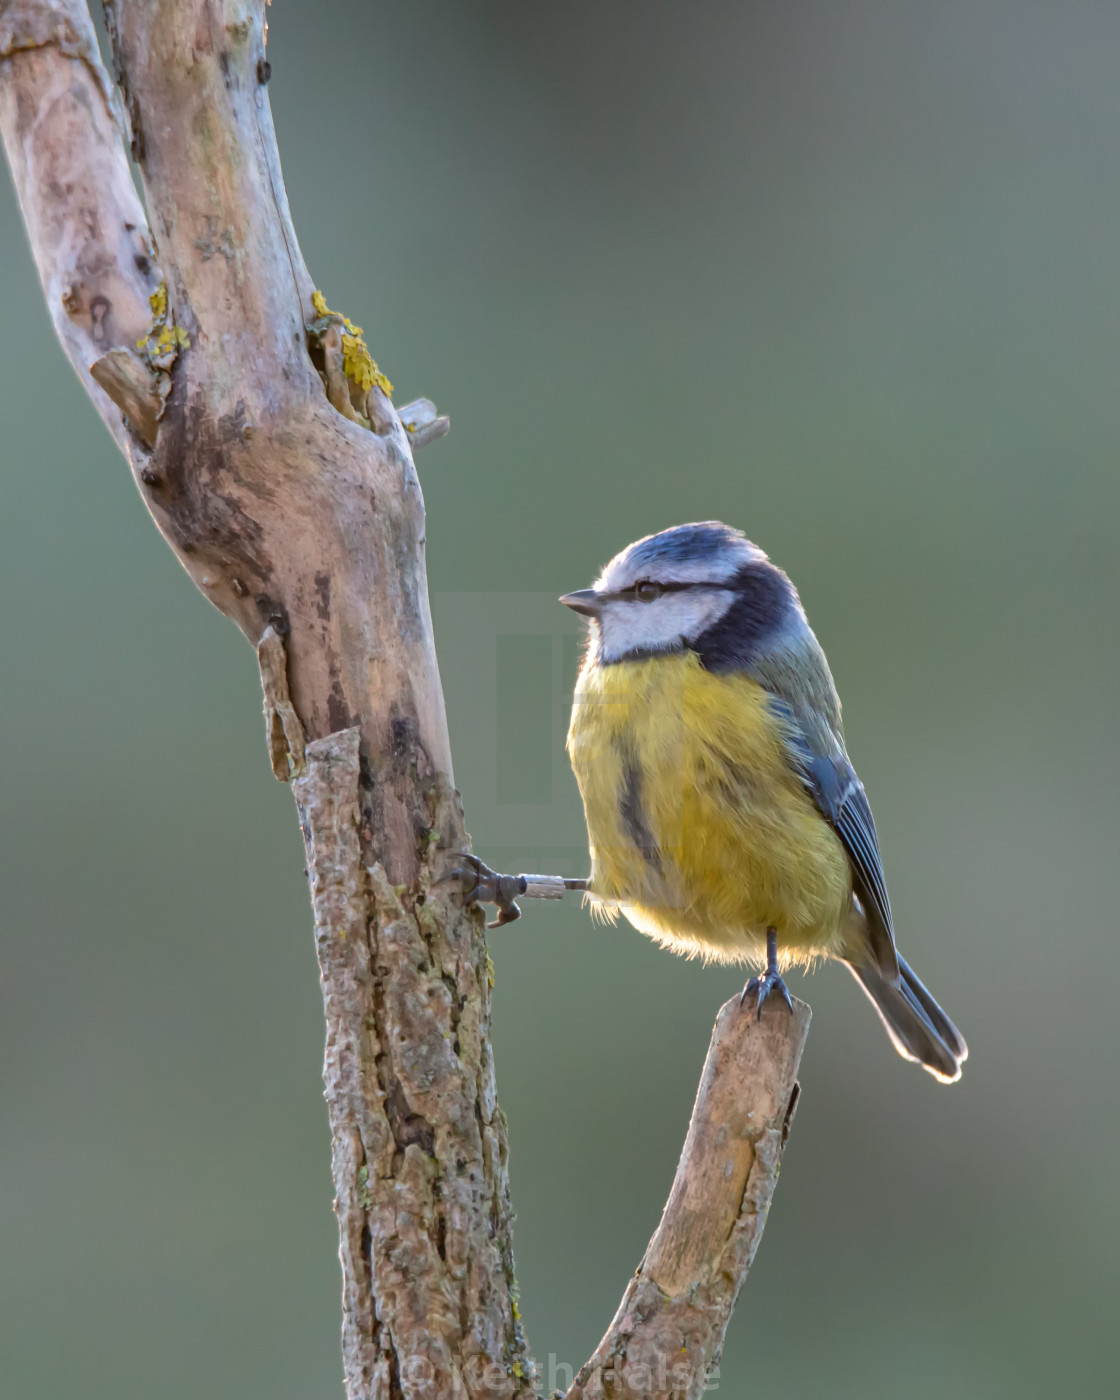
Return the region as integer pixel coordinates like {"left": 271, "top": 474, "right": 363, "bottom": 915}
{"left": 621, "top": 521, "right": 748, "bottom": 571}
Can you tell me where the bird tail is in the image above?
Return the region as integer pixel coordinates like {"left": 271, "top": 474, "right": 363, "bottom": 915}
{"left": 844, "top": 953, "right": 968, "bottom": 1084}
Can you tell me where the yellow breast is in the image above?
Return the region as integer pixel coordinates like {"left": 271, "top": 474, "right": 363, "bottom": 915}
{"left": 567, "top": 651, "right": 852, "bottom": 966}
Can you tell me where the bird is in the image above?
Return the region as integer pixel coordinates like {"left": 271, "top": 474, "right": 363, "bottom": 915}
{"left": 454, "top": 521, "right": 967, "bottom": 1083}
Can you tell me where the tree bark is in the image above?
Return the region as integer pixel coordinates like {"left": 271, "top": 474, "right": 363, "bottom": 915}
{"left": 568, "top": 998, "right": 810, "bottom": 1400}
{"left": 0, "top": 4, "right": 810, "bottom": 1396}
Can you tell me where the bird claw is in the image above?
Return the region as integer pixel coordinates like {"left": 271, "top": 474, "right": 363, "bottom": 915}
{"left": 740, "top": 968, "right": 794, "bottom": 1020}
{"left": 441, "top": 853, "right": 525, "bottom": 928}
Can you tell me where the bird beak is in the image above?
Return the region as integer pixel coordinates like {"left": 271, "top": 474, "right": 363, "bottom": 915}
{"left": 559, "top": 589, "right": 603, "bottom": 618}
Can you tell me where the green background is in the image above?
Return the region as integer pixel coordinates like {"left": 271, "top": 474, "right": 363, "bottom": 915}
{"left": 3, "top": 2, "right": 1118, "bottom": 1395}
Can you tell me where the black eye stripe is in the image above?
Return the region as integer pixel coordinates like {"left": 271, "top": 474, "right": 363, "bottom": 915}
{"left": 608, "top": 580, "right": 728, "bottom": 602}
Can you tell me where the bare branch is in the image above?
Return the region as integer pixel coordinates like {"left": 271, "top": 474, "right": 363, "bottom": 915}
{"left": 0, "top": 0, "right": 161, "bottom": 454}
{"left": 400, "top": 397, "right": 451, "bottom": 450}
{"left": 568, "top": 999, "right": 811, "bottom": 1400}
{"left": 4, "top": 2, "right": 533, "bottom": 1392}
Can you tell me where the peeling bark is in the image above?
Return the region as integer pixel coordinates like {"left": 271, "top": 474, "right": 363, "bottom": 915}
{"left": 294, "top": 730, "right": 530, "bottom": 1396}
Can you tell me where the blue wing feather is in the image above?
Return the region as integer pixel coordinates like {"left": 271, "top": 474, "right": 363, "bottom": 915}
{"left": 767, "top": 697, "right": 900, "bottom": 979}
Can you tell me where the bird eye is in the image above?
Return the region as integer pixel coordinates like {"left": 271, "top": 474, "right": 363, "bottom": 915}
{"left": 635, "top": 580, "right": 661, "bottom": 602}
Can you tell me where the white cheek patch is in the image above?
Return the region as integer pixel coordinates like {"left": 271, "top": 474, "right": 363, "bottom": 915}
{"left": 598, "top": 591, "right": 735, "bottom": 663}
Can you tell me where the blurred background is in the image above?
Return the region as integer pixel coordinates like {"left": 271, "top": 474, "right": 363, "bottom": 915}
{"left": 2, "top": 1, "right": 1118, "bottom": 1395}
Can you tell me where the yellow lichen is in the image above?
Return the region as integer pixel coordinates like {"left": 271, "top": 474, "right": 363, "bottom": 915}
{"left": 312, "top": 288, "right": 393, "bottom": 397}
{"left": 341, "top": 332, "right": 392, "bottom": 395}
{"left": 136, "top": 281, "right": 189, "bottom": 366}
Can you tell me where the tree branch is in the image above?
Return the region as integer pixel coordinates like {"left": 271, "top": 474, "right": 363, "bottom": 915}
{"left": 3, "top": 3, "right": 530, "bottom": 1394}
{"left": 2, "top": 4, "right": 812, "bottom": 1396}
{"left": 0, "top": 0, "right": 161, "bottom": 454}
{"left": 568, "top": 999, "right": 810, "bottom": 1400}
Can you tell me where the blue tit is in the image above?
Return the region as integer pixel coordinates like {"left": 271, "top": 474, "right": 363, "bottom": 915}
{"left": 553, "top": 521, "right": 967, "bottom": 1084}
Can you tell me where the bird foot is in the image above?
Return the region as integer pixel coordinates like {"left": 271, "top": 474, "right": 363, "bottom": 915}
{"left": 740, "top": 967, "right": 794, "bottom": 1020}
{"left": 441, "top": 853, "right": 525, "bottom": 928}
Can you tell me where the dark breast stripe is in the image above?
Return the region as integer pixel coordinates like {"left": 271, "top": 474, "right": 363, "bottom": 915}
{"left": 618, "top": 746, "right": 662, "bottom": 873}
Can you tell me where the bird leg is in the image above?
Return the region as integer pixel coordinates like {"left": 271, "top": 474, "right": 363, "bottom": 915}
{"left": 740, "top": 926, "right": 794, "bottom": 1018}
{"left": 443, "top": 853, "right": 588, "bottom": 929}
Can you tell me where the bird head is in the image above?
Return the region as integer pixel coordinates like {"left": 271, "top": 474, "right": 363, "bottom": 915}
{"left": 560, "top": 521, "right": 794, "bottom": 667}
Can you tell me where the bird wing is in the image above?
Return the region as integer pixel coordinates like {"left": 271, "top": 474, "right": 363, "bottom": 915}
{"left": 765, "top": 695, "right": 900, "bottom": 981}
